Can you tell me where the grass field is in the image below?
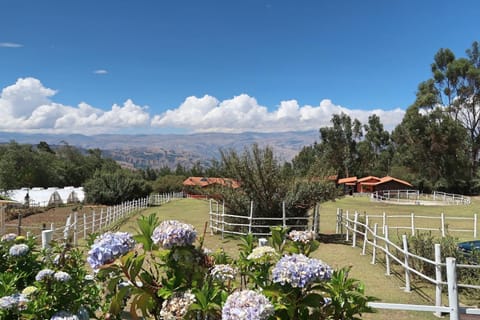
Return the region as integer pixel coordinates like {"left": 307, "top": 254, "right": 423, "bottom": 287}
{"left": 117, "top": 196, "right": 480, "bottom": 320}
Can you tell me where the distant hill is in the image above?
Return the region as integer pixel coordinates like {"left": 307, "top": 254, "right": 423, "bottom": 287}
{"left": 0, "top": 131, "right": 319, "bottom": 169}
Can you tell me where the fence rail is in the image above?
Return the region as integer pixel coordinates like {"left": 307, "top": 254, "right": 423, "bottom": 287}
{"left": 337, "top": 209, "right": 478, "bottom": 239}
{"left": 208, "top": 200, "right": 319, "bottom": 237}
{"left": 337, "top": 210, "right": 480, "bottom": 319}
{"left": 371, "top": 190, "right": 471, "bottom": 205}
{"left": 1, "top": 192, "right": 185, "bottom": 246}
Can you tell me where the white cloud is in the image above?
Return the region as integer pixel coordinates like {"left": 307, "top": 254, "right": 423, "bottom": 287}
{"left": 152, "top": 95, "right": 405, "bottom": 133}
{"left": 0, "top": 77, "right": 405, "bottom": 134}
{"left": 0, "top": 42, "right": 23, "bottom": 48}
{"left": 0, "top": 77, "right": 150, "bottom": 134}
{"left": 93, "top": 69, "right": 108, "bottom": 75}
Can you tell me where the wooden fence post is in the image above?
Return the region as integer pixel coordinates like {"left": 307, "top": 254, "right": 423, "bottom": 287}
{"left": 474, "top": 214, "right": 477, "bottom": 239}
{"left": 17, "top": 213, "right": 22, "bottom": 236}
{"left": 313, "top": 204, "right": 319, "bottom": 234}
{"left": 446, "top": 257, "right": 459, "bottom": 320}
{"left": 209, "top": 199, "right": 213, "bottom": 235}
{"left": 221, "top": 201, "right": 225, "bottom": 239}
{"left": 434, "top": 243, "right": 443, "bottom": 317}
{"left": 410, "top": 212, "right": 415, "bottom": 236}
{"left": 352, "top": 211, "right": 358, "bottom": 248}
{"left": 282, "top": 202, "right": 286, "bottom": 228}
{"left": 441, "top": 212, "right": 446, "bottom": 237}
{"left": 345, "top": 210, "right": 350, "bottom": 242}
{"left": 362, "top": 216, "right": 368, "bottom": 255}
{"left": 402, "top": 234, "right": 411, "bottom": 292}
{"left": 384, "top": 226, "right": 391, "bottom": 276}
{"left": 73, "top": 212, "right": 78, "bottom": 246}
{"left": 92, "top": 210, "right": 95, "bottom": 233}
{"left": 248, "top": 201, "right": 254, "bottom": 234}
{"left": 83, "top": 213, "right": 87, "bottom": 239}
{"left": 382, "top": 212, "right": 386, "bottom": 235}
{"left": 41, "top": 229, "right": 53, "bottom": 249}
{"left": 100, "top": 209, "right": 104, "bottom": 230}
{"left": 371, "top": 223, "right": 378, "bottom": 264}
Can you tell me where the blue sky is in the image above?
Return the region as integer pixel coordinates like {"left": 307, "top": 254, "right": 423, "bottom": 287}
{"left": 0, "top": 0, "right": 479, "bottom": 134}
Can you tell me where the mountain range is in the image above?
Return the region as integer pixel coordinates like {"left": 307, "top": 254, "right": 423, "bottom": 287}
{"left": 0, "top": 131, "right": 319, "bottom": 169}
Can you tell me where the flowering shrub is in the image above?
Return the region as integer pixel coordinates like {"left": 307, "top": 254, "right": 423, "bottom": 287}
{"left": 151, "top": 220, "right": 197, "bottom": 248}
{"left": 87, "top": 231, "right": 135, "bottom": 269}
{"left": 222, "top": 290, "right": 274, "bottom": 320}
{"left": 272, "top": 253, "right": 332, "bottom": 288}
{"left": 0, "top": 234, "right": 101, "bottom": 319}
{"left": 1, "top": 213, "right": 376, "bottom": 319}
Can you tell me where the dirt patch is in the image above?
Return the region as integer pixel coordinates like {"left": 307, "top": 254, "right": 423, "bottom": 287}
{"left": 3, "top": 204, "right": 106, "bottom": 235}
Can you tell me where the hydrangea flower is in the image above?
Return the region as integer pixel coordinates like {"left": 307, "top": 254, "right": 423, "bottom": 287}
{"left": 50, "top": 311, "right": 80, "bottom": 320}
{"left": 35, "top": 268, "right": 55, "bottom": 281}
{"left": 272, "top": 254, "right": 332, "bottom": 288}
{"left": 159, "top": 290, "right": 196, "bottom": 320}
{"left": 54, "top": 271, "right": 72, "bottom": 282}
{"left": 1, "top": 233, "right": 17, "bottom": 242}
{"left": 151, "top": 220, "right": 197, "bottom": 249}
{"left": 288, "top": 230, "right": 316, "bottom": 243}
{"left": 87, "top": 231, "right": 135, "bottom": 269}
{"left": 246, "top": 246, "right": 278, "bottom": 260}
{"left": 0, "top": 293, "right": 28, "bottom": 310}
{"left": 8, "top": 243, "right": 30, "bottom": 257}
{"left": 211, "top": 264, "right": 237, "bottom": 282}
{"left": 222, "top": 290, "right": 274, "bottom": 320}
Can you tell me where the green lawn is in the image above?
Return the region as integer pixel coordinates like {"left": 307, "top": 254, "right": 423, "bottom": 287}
{"left": 118, "top": 196, "right": 480, "bottom": 320}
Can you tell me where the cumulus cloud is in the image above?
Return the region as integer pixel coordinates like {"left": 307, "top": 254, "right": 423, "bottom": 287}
{"left": 0, "top": 77, "right": 150, "bottom": 134}
{"left": 0, "top": 77, "right": 405, "bottom": 134}
{"left": 0, "top": 42, "right": 23, "bottom": 48}
{"left": 93, "top": 69, "right": 108, "bottom": 75}
{"left": 152, "top": 94, "right": 405, "bottom": 133}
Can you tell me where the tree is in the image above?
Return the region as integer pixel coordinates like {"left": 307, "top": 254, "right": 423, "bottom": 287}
{"left": 391, "top": 105, "right": 469, "bottom": 193}
{"left": 415, "top": 42, "right": 480, "bottom": 183}
{"left": 218, "top": 144, "right": 337, "bottom": 224}
{"left": 318, "top": 113, "right": 362, "bottom": 178}
{"left": 83, "top": 168, "right": 152, "bottom": 205}
{"left": 356, "top": 114, "right": 391, "bottom": 177}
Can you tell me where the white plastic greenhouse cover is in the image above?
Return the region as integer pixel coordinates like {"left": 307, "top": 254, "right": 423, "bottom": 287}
{"left": 4, "top": 187, "right": 85, "bottom": 207}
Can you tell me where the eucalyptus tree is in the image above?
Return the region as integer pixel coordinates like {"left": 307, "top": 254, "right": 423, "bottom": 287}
{"left": 318, "top": 113, "right": 362, "bottom": 178}
{"left": 415, "top": 41, "right": 480, "bottom": 181}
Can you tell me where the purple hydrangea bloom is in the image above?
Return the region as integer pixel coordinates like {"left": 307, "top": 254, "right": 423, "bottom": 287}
{"left": 54, "top": 271, "right": 72, "bottom": 282}
{"left": 151, "top": 220, "right": 197, "bottom": 249}
{"left": 50, "top": 311, "right": 80, "bottom": 320}
{"left": 9, "top": 243, "right": 30, "bottom": 257}
{"left": 222, "top": 290, "right": 274, "bottom": 320}
{"left": 87, "top": 232, "right": 135, "bottom": 269}
{"left": 272, "top": 254, "right": 332, "bottom": 288}
{"left": 288, "top": 230, "right": 316, "bottom": 243}
{"left": 35, "top": 268, "right": 55, "bottom": 281}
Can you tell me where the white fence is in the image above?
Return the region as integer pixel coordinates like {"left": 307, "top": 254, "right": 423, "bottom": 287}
{"left": 336, "top": 209, "right": 478, "bottom": 239}
{"left": 338, "top": 210, "right": 480, "bottom": 319}
{"left": 1, "top": 192, "right": 185, "bottom": 246}
{"left": 372, "top": 190, "right": 471, "bottom": 206}
{"left": 208, "top": 200, "right": 320, "bottom": 238}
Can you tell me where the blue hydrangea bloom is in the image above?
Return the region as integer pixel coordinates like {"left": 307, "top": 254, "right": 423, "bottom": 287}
{"left": 0, "top": 293, "right": 28, "bottom": 310}
{"left": 9, "top": 243, "right": 30, "bottom": 256}
{"left": 222, "top": 290, "right": 274, "bottom": 320}
{"left": 1, "top": 233, "right": 17, "bottom": 242}
{"left": 87, "top": 231, "right": 135, "bottom": 269}
{"left": 35, "top": 268, "right": 55, "bottom": 281}
{"left": 50, "top": 311, "right": 80, "bottom": 320}
{"left": 54, "top": 271, "right": 72, "bottom": 282}
{"left": 151, "top": 220, "right": 197, "bottom": 249}
{"left": 272, "top": 253, "right": 332, "bottom": 288}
